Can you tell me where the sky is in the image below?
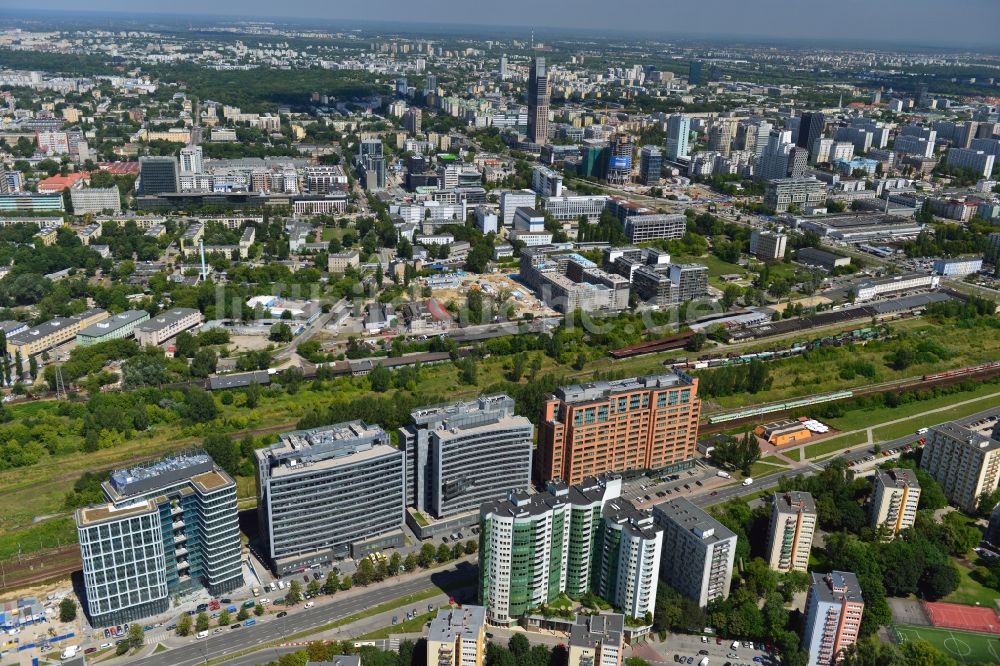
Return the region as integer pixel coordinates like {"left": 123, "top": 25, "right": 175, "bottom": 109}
{"left": 11, "top": 1, "right": 1000, "bottom": 48}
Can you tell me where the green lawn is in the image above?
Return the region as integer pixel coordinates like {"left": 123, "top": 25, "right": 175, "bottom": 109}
{"left": 748, "top": 460, "right": 787, "bottom": 479}
{"left": 827, "top": 383, "right": 1000, "bottom": 433}
{"left": 894, "top": 625, "right": 1000, "bottom": 664}
{"left": 784, "top": 448, "right": 801, "bottom": 462}
{"left": 671, "top": 254, "right": 747, "bottom": 278}
{"left": 357, "top": 611, "right": 437, "bottom": 640}
{"left": 873, "top": 393, "right": 1000, "bottom": 442}
{"left": 804, "top": 431, "right": 869, "bottom": 460}
{"left": 943, "top": 563, "right": 1000, "bottom": 608}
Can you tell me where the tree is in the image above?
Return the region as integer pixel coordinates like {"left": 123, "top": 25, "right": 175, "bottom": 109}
{"left": 921, "top": 562, "right": 959, "bottom": 601}
{"left": 190, "top": 348, "right": 218, "bottom": 377}
{"left": 28, "top": 355, "right": 37, "bottom": 381}
{"left": 254, "top": 603, "right": 265, "bottom": 617}
{"left": 340, "top": 575, "right": 353, "bottom": 591}
{"left": 236, "top": 607, "right": 250, "bottom": 622}
{"left": 128, "top": 623, "right": 145, "bottom": 649}
{"left": 388, "top": 551, "right": 402, "bottom": 576}
{"left": 507, "top": 633, "right": 531, "bottom": 661}
{"left": 722, "top": 284, "right": 742, "bottom": 309}
{"left": 59, "top": 597, "right": 76, "bottom": 622}
{"left": 176, "top": 614, "right": 192, "bottom": 636}
{"left": 270, "top": 322, "right": 293, "bottom": 342}
{"left": 418, "top": 543, "right": 436, "bottom": 568}
{"left": 369, "top": 364, "right": 391, "bottom": 392}
{"left": 355, "top": 558, "right": 376, "bottom": 586}
{"left": 175, "top": 331, "right": 199, "bottom": 358}
{"left": 286, "top": 579, "right": 302, "bottom": 605}
{"left": 218, "top": 609, "right": 231, "bottom": 626}
{"left": 404, "top": 552, "right": 418, "bottom": 572}
{"left": 711, "top": 433, "right": 761, "bottom": 475}
{"left": 195, "top": 612, "right": 210, "bottom": 632}
{"left": 184, "top": 389, "right": 219, "bottom": 422}
{"left": 203, "top": 433, "right": 239, "bottom": 476}
{"left": 685, "top": 332, "right": 707, "bottom": 352}
{"left": 436, "top": 542, "right": 452, "bottom": 563}
{"left": 324, "top": 571, "right": 341, "bottom": 595}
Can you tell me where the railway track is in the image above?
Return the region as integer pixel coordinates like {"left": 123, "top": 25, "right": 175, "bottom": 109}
{"left": 700, "top": 364, "right": 1000, "bottom": 435}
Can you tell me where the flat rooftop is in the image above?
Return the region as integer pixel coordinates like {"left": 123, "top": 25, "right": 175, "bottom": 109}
{"left": 877, "top": 468, "right": 921, "bottom": 490}
{"left": 77, "top": 310, "right": 149, "bottom": 338}
{"left": 569, "top": 613, "right": 624, "bottom": 649}
{"left": 427, "top": 605, "right": 486, "bottom": 643}
{"left": 554, "top": 373, "right": 694, "bottom": 404}
{"left": 259, "top": 421, "right": 395, "bottom": 477}
{"left": 77, "top": 500, "right": 156, "bottom": 527}
{"left": 409, "top": 394, "right": 515, "bottom": 427}
{"left": 136, "top": 308, "right": 200, "bottom": 333}
{"left": 931, "top": 421, "right": 1000, "bottom": 453}
{"left": 812, "top": 571, "right": 864, "bottom": 604}
{"left": 108, "top": 453, "right": 216, "bottom": 499}
{"left": 773, "top": 490, "right": 816, "bottom": 515}
{"left": 653, "top": 496, "right": 736, "bottom": 544}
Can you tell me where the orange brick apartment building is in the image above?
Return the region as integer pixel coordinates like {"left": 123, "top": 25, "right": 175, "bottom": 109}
{"left": 537, "top": 373, "right": 702, "bottom": 485}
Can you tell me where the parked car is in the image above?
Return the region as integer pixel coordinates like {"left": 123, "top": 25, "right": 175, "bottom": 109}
{"left": 277, "top": 611, "right": 288, "bottom": 618}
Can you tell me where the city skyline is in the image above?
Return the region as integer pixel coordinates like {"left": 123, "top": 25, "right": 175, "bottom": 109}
{"left": 7, "top": 2, "right": 1000, "bottom": 48}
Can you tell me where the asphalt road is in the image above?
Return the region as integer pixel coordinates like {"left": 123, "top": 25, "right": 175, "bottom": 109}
{"left": 129, "top": 564, "right": 475, "bottom": 666}
{"left": 694, "top": 404, "right": 1000, "bottom": 509}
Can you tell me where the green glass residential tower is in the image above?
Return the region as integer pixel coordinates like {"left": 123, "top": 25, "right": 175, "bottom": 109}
{"left": 479, "top": 476, "right": 661, "bottom": 625}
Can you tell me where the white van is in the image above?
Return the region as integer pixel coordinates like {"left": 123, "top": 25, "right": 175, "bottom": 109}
{"left": 731, "top": 641, "right": 739, "bottom": 650}
{"left": 60, "top": 645, "right": 79, "bottom": 660}
{"left": 742, "top": 478, "right": 754, "bottom": 486}
{"left": 197, "top": 630, "right": 209, "bottom": 640}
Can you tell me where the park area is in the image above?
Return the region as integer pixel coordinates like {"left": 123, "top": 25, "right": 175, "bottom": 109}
{"left": 895, "top": 625, "right": 1000, "bottom": 664}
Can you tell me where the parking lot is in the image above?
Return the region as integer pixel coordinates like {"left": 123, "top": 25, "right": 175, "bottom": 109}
{"left": 645, "top": 632, "right": 776, "bottom": 666}
{"left": 619, "top": 463, "right": 736, "bottom": 508}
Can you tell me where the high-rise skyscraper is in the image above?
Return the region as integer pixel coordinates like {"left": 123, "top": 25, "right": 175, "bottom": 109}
{"left": 797, "top": 112, "right": 826, "bottom": 151}
{"left": 689, "top": 60, "right": 703, "bottom": 86}
{"left": 499, "top": 54, "right": 508, "bottom": 81}
{"left": 255, "top": 421, "right": 405, "bottom": 573}
{"left": 653, "top": 497, "right": 736, "bottom": 607}
{"left": 666, "top": 114, "right": 691, "bottom": 160}
{"left": 639, "top": 146, "right": 663, "bottom": 185}
{"left": 527, "top": 57, "right": 550, "bottom": 145}
{"left": 870, "top": 468, "right": 921, "bottom": 539}
{"left": 605, "top": 134, "right": 633, "bottom": 185}
{"left": 356, "top": 139, "right": 386, "bottom": 191}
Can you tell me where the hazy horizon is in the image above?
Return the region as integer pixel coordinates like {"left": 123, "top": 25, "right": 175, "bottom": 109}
{"left": 4, "top": 1, "right": 1000, "bottom": 49}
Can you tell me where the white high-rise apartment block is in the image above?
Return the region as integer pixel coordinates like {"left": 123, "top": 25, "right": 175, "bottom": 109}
{"left": 871, "top": 468, "right": 921, "bottom": 538}
{"left": 653, "top": 497, "right": 736, "bottom": 607}
{"left": 179, "top": 145, "right": 203, "bottom": 174}
{"left": 766, "top": 491, "right": 816, "bottom": 572}
{"left": 920, "top": 422, "right": 1000, "bottom": 513}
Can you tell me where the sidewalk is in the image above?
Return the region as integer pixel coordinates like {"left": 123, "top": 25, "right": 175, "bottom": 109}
{"left": 119, "top": 557, "right": 477, "bottom": 662}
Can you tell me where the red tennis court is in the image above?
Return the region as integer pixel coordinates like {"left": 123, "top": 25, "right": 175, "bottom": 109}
{"left": 923, "top": 600, "right": 1000, "bottom": 634}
